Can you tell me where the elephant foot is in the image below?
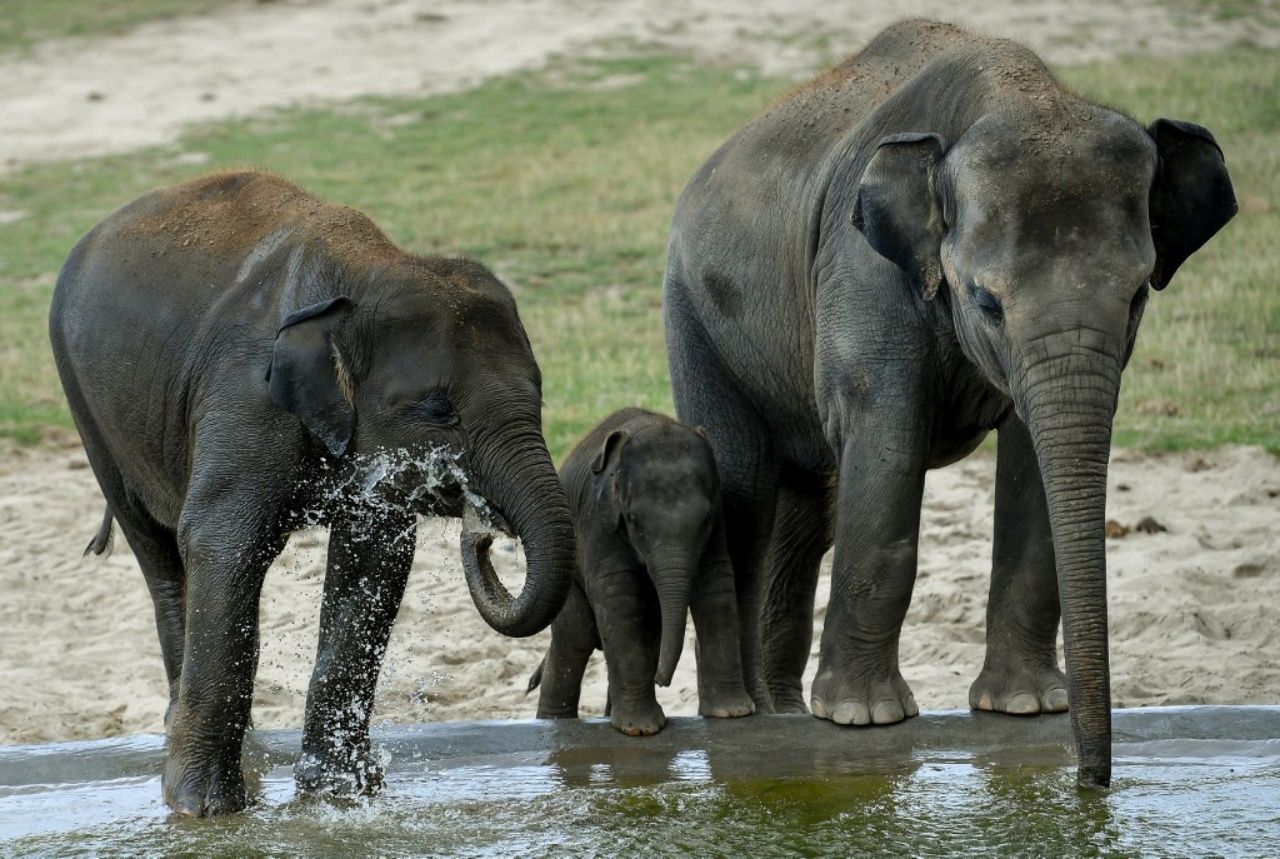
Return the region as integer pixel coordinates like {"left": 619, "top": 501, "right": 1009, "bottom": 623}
{"left": 698, "top": 686, "right": 756, "bottom": 719}
{"left": 535, "top": 707, "right": 580, "bottom": 720}
{"left": 765, "top": 684, "right": 809, "bottom": 714}
{"left": 810, "top": 667, "right": 919, "bottom": 726}
{"left": 611, "top": 700, "right": 666, "bottom": 736}
{"left": 969, "top": 659, "right": 1068, "bottom": 715}
{"left": 162, "top": 746, "right": 248, "bottom": 817}
{"left": 295, "top": 747, "right": 385, "bottom": 796}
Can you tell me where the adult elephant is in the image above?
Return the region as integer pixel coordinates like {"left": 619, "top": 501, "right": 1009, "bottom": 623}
{"left": 49, "top": 172, "right": 574, "bottom": 815}
{"left": 663, "top": 20, "right": 1235, "bottom": 788}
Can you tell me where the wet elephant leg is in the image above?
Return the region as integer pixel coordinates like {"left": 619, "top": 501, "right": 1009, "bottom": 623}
{"left": 166, "top": 484, "right": 284, "bottom": 817}
{"left": 296, "top": 511, "right": 415, "bottom": 795}
{"left": 536, "top": 580, "right": 600, "bottom": 719}
{"left": 811, "top": 430, "right": 925, "bottom": 726}
{"left": 760, "top": 480, "right": 830, "bottom": 713}
{"left": 690, "top": 524, "right": 755, "bottom": 719}
{"left": 115, "top": 511, "right": 186, "bottom": 726}
{"left": 971, "top": 413, "right": 1068, "bottom": 714}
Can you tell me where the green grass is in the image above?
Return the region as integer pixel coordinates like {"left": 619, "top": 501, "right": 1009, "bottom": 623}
{"left": 0, "top": 0, "right": 240, "bottom": 54}
{"left": 0, "top": 49, "right": 1276, "bottom": 457}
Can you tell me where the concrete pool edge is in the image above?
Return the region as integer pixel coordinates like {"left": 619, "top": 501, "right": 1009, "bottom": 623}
{"left": 2, "top": 705, "right": 1277, "bottom": 788}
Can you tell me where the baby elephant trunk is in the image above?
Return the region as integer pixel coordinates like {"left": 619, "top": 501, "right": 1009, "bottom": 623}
{"left": 651, "top": 553, "right": 695, "bottom": 687}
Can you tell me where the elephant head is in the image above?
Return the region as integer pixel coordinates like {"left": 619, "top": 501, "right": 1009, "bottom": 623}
{"left": 267, "top": 257, "right": 574, "bottom": 638}
{"left": 593, "top": 422, "right": 721, "bottom": 686}
{"left": 851, "top": 110, "right": 1236, "bottom": 786}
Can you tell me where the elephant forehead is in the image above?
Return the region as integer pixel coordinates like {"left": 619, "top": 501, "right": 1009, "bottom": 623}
{"left": 951, "top": 111, "right": 1156, "bottom": 206}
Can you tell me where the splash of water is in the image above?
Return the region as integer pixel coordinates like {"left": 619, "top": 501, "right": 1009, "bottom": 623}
{"left": 289, "top": 445, "right": 494, "bottom": 546}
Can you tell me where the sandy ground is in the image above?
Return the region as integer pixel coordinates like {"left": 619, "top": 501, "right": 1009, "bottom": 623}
{"left": 3, "top": 0, "right": 1280, "bottom": 173}
{"left": 2, "top": 442, "right": 1276, "bottom": 744}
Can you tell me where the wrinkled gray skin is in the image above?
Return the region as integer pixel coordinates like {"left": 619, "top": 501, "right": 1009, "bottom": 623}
{"left": 663, "top": 20, "right": 1236, "bottom": 788}
{"left": 528, "top": 408, "right": 754, "bottom": 735}
{"left": 49, "top": 172, "right": 574, "bottom": 816}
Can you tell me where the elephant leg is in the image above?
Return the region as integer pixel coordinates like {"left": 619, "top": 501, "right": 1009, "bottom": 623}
{"left": 667, "top": 302, "right": 780, "bottom": 713}
{"left": 296, "top": 511, "right": 415, "bottom": 795}
{"left": 717, "top": 452, "right": 781, "bottom": 714}
{"left": 691, "top": 523, "right": 755, "bottom": 719}
{"left": 115, "top": 510, "right": 186, "bottom": 725}
{"left": 73, "top": 430, "right": 188, "bottom": 726}
{"left": 167, "top": 481, "right": 284, "bottom": 817}
{"left": 970, "top": 413, "right": 1068, "bottom": 714}
{"left": 811, "top": 428, "right": 925, "bottom": 726}
{"left": 536, "top": 580, "right": 599, "bottom": 719}
{"left": 597, "top": 564, "right": 665, "bottom": 736}
{"left": 760, "top": 479, "right": 830, "bottom": 714}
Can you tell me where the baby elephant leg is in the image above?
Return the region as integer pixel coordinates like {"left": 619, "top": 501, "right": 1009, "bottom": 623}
{"left": 535, "top": 581, "right": 599, "bottom": 718}
{"left": 597, "top": 565, "right": 666, "bottom": 736}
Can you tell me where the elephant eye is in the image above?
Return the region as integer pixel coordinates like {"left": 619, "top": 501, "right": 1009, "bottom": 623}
{"left": 1130, "top": 283, "right": 1150, "bottom": 317}
{"left": 970, "top": 284, "right": 1004, "bottom": 325}
{"left": 414, "top": 391, "right": 459, "bottom": 426}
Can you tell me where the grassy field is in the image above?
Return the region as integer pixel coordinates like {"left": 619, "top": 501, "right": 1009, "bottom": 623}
{"left": 0, "top": 0, "right": 239, "bottom": 53}
{"left": 0, "top": 48, "right": 1276, "bottom": 457}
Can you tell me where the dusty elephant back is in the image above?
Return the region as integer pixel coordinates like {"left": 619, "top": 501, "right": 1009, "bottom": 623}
{"left": 112, "top": 172, "right": 403, "bottom": 270}
{"left": 48, "top": 172, "right": 409, "bottom": 523}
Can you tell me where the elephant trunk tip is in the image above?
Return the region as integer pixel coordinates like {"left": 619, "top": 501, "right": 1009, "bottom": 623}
{"left": 654, "top": 663, "right": 675, "bottom": 688}
{"left": 1076, "top": 744, "right": 1112, "bottom": 790}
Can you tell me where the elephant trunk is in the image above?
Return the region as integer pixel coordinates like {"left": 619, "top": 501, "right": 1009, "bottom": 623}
{"left": 649, "top": 549, "right": 695, "bottom": 687}
{"left": 460, "top": 421, "right": 575, "bottom": 638}
{"left": 1017, "top": 341, "right": 1123, "bottom": 789}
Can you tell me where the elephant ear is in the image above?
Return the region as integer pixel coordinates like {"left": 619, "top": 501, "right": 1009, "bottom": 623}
{"left": 267, "top": 296, "right": 355, "bottom": 457}
{"left": 591, "top": 429, "right": 628, "bottom": 475}
{"left": 850, "top": 132, "right": 947, "bottom": 299}
{"left": 1147, "top": 119, "right": 1237, "bottom": 290}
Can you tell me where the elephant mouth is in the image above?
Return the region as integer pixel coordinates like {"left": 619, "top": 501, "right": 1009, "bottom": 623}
{"left": 461, "top": 498, "right": 515, "bottom": 539}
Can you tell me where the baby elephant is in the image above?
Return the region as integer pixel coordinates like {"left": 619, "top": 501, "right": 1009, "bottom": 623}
{"left": 530, "top": 408, "right": 755, "bottom": 735}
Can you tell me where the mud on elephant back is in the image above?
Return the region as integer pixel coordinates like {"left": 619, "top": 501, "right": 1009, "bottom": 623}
{"left": 662, "top": 19, "right": 1236, "bottom": 788}
{"left": 49, "top": 172, "right": 575, "bottom": 816}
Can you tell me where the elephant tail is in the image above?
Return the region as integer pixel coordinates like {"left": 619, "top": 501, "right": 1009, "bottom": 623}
{"left": 526, "top": 655, "right": 546, "bottom": 695}
{"left": 84, "top": 506, "right": 115, "bottom": 558}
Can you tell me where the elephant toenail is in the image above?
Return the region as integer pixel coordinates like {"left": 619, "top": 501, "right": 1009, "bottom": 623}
{"left": 871, "top": 700, "right": 904, "bottom": 724}
{"left": 977, "top": 693, "right": 994, "bottom": 711}
{"left": 1043, "top": 688, "right": 1069, "bottom": 711}
{"left": 1005, "top": 692, "right": 1040, "bottom": 714}
{"left": 811, "top": 697, "right": 829, "bottom": 719}
{"left": 832, "top": 703, "right": 869, "bottom": 725}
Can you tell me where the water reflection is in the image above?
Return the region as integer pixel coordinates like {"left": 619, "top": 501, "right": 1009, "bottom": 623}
{"left": 4, "top": 716, "right": 1279, "bottom": 856}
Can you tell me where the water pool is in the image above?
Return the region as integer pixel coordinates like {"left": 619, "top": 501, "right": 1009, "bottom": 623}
{"left": 2, "top": 707, "right": 1277, "bottom": 856}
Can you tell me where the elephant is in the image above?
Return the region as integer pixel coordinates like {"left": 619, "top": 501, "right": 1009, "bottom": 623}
{"left": 48, "top": 171, "right": 575, "bottom": 816}
{"left": 662, "top": 19, "right": 1235, "bottom": 788}
{"left": 527, "top": 408, "right": 754, "bottom": 735}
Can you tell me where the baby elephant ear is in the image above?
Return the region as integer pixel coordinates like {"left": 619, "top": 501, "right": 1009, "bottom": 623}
{"left": 267, "top": 296, "right": 355, "bottom": 457}
{"left": 1147, "top": 119, "right": 1237, "bottom": 290}
{"left": 851, "top": 132, "right": 947, "bottom": 299}
{"left": 591, "top": 429, "right": 628, "bottom": 475}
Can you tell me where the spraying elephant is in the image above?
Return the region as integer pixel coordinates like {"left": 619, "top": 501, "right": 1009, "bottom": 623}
{"left": 527, "top": 408, "right": 754, "bottom": 735}
{"left": 49, "top": 172, "right": 575, "bottom": 816}
{"left": 662, "top": 20, "right": 1235, "bottom": 787}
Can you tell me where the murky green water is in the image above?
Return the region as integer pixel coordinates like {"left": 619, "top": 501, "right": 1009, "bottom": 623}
{"left": 3, "top": 712, "right": 1278, "bottom": 857}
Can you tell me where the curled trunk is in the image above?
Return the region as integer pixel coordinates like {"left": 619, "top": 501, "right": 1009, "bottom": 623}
{"left": 459, "top": 424, "right": 575, "bottom": 638}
